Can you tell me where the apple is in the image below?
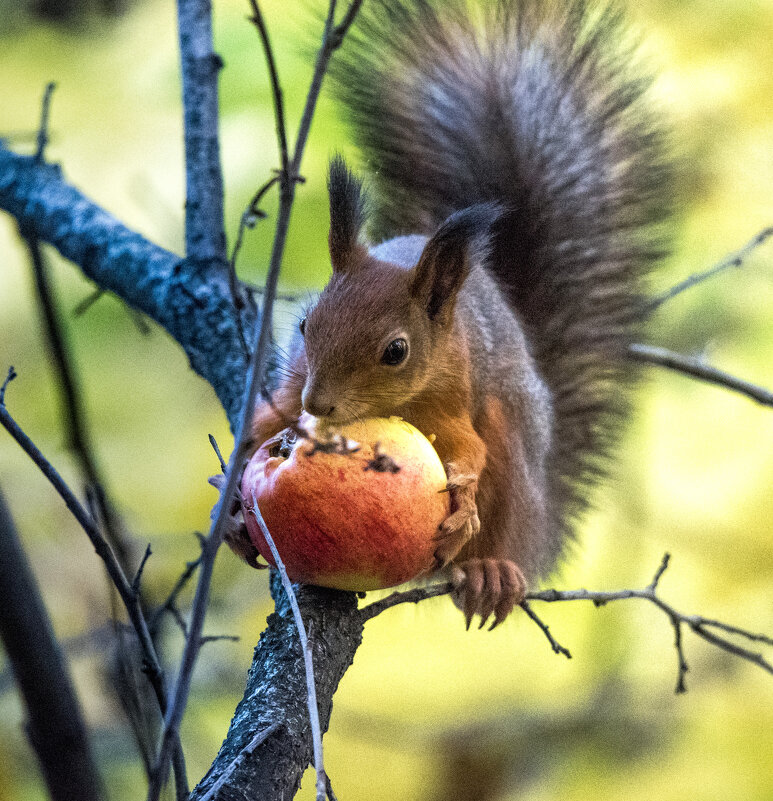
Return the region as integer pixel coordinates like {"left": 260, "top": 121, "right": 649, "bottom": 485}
{"left": 240, "top": 413, "right": 449, "bottom": 590}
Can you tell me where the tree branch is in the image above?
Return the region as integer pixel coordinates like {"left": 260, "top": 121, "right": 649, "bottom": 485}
{"left": 0, "top": 487, "right": 104, "bottom": 801}
{"left": 628, "top": 343, "right": 773, "bottom": 407}
{"left": 177, "top": 0, "right": 227, "bottom": 265}
{"left": 648, "top": 226, "right": 773, "bottom": 311}
{"left": 0, "top": 378, "right": 189, "bottom": 797}
{"left": 188, "top": 575, "right": 362, "bottom": 801}
{"left": 360, "top": 554, "right": 773, "bottom": 694}
{"left": 0, "top": 145, "right": 252, "bottom": 425}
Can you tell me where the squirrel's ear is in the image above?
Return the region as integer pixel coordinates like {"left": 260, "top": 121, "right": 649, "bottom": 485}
{"left": 328, "top": 155, "right": 368, "bottom": 273}
{"left": 411, "top": 204, "right": 502, "bottom": 321}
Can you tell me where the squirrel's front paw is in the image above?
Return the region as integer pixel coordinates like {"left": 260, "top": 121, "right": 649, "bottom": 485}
{"left": 433, "top": 475, "right": 480, "bottom": 569}
{"left": 450, "top": 558, "right": 527, "bottom": 630}
{"left": 208, "top": 473, "right": 266, "bottom": 570}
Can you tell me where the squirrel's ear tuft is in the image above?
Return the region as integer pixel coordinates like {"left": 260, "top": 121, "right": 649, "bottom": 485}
{"left": 411, "top": 203, "right": 502, "bottom": 321}
{"left": 328, "top": 155, "right": 368, "bottom": 272}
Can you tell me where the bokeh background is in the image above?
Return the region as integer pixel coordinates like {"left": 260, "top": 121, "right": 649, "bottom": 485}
{"left": 1, "top": 0, "right": 772, "bottom": 799}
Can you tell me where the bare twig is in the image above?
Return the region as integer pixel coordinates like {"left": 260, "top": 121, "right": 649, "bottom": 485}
{"left": 34, "top": 82, "right": 56, "bottom": 162}
{"left": 199, "top": 723, "right": 281, "bottom": 801}
{"left": 73, "top": 287, "right": 105, "bottom": 316}
{"left": 248, "top": 3, "right": 290, "bottom": 178}
{"left": 360, "top": 554, "right": 773, "bottom": 692}
{"left": 246, "top": 492, "right": 328, "bottom": 801}
{"left": 132, "top": 544, "right": 153, "bottom": 595}
{"left": 520, "top": 601, "right": 572, "bottom": 659}
{"left": 208, "top": 434, "right": 227, "bottom": 474}
{"left": 0, "top": 392, "right": 188, "bottom": 796}
{"left": 24, "top": 235, "right": 134, "bottom": 568}
{"left": 648, "top": 226, "right": 773, "bottom": 311}
{"left": 0, "top": 366, "right": 16, "bottom": 405}
{"left": 628, "top": 343, "right": 773, "bottom": 407}
{"left": 149, "top": 554, "right": 202, "bottom": 635}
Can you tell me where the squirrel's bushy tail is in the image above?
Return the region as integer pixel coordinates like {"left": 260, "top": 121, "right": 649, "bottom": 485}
{"left": 332, "top": 0, "right": 672, "bottom": 558}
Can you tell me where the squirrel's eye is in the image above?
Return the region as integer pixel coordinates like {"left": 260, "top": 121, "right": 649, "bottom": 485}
{"left": 381, "top": 338, "right": 408, "bottom": 366}
{"left": 299, "top": 316, "right": 307, "bottom": 336}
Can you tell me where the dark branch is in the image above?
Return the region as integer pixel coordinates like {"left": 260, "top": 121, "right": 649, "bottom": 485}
{"left": 0, "top": 145, "right": 252, "bottom": 424}
{"left": 24, "top": 233, "right": 134, "bottom": 568}
{"left": 188, "top": 576, "right": 362, "bottom": 801}
{"left": 648, "top": 226, "right": 773, "bottom": 311}
{"left": 34, "top": 82, "right": 56, "bottom": 162}
{"left": 177, "top": 0, "right": 227, "bottom": 265}
{"left": 628, "top": 343, "right": 773, "bottom": 407}
{"left": 246, "top": 494, "right": 329, "bottom": 800}
{"left": 0, "top": 392, "right": 188, "bottom": 795}
{"left": 0, "top": 487, "right": 103, "bottom": 801}
{"left": 520, "top": 601, "right": 572, "bottom": 658}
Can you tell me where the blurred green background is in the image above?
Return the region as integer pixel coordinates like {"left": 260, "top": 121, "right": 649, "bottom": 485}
{"left": 0, "top": 0, "right": 772, "bottom": 799}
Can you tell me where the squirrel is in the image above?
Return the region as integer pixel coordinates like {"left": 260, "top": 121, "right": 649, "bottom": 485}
{"left": 224, "top": 0, "right": 671, "bottom": 628}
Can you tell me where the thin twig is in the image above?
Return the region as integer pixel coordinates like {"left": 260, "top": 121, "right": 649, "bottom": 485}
{"left": 648, "top": 226, "right": 773, "bottom": 311}
{"left": 72, "top": 287, "right": 105, "bottom": 317}
{"left": 246, "top": 492, "right": 328, "bottom": 801}
{"left": 0, "top": 394, "right": 188, "bottom": 794}
{"left": 199, "top": 723, "right": 280, "bottom": 801}
{"left": 360, "top": 555, "right": 773, "bottom": 692}
{"left": 248, "top": 3, "right": 289, "bottom": 178}
{"left": 34, "top": 82, "right": 56, "bottom": 162}
{"left": 244, "top": 281, "right": 303, "bottom": 303}
{"left": 208, "top": 434, "right": 227, "bottom": 473}
{"left": 520, "top": 601, "right": 572, "bottom": 658}
{"left": 149, "top": 554, "right": 202, "bottom": 635}
{"left": 132, "top": 544, "right": 153, "bottom": 595}
{"left": 0, "top": 367, "right": 16, "bottom": 405}
{"left": 200, "top": 634, "right": 241, "bottom": 645}
{"left": 628, "top": 344, "right": 773, "bottom": 407}
{"left": 23, "top": 196, "right": 133, "bottom": 569}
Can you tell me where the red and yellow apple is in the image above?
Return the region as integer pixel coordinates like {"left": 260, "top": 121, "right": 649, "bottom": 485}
{"left": 240, "top": 413, "right": 449, "bottom": 590}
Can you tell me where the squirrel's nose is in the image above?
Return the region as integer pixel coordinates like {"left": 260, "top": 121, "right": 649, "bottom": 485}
{"left": 301, "top": 386, "right": 335, "bottom": 418}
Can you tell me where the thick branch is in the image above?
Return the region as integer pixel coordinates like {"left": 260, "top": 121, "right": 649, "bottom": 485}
{"left": 177, "top": 0, "right": 227, "bottom": 264}
{"left": 0, "top": 487, "right": 103, "bottom": 801}
{"left": 0, "top": 145, "right": 251, "bottom": 425}
{"left": 188, "top": 574, "right": 362, "bottom": 801}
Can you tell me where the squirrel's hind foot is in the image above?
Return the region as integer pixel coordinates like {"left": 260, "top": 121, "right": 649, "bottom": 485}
{"left": 450, "top": 558, "right": 526, "bottom": 630}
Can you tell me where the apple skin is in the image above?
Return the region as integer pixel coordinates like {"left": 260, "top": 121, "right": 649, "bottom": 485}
{"left": 240, "top": 414, "right": 449, "bottom": 591}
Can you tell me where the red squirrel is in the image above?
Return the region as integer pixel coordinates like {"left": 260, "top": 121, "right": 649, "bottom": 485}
{"left": 226, "top": 0, "right": 671, "bottom": 627}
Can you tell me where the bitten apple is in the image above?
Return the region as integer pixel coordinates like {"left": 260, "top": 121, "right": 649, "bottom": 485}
{"left": 240, "top": 414, "right": 449, "bottom": 590}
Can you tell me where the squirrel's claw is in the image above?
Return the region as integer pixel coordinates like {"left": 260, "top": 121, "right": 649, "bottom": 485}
{"left": 433, "top": 472, "right": 480, "bottom": 569}
{"left": 433, "top": 505, "right": 480, "bottom": 569}
{"left": 450, "top": 559, "right": 526, "bottom": 630}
